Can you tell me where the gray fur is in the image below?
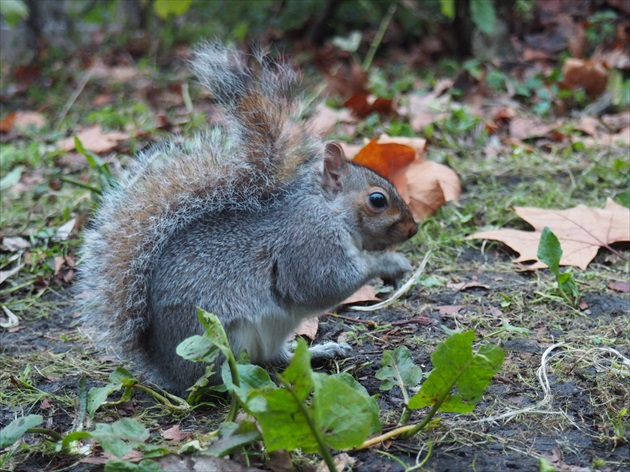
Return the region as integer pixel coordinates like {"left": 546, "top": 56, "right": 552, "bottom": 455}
{"left": 77, "top": 44, "right": 416, "bottom": 396}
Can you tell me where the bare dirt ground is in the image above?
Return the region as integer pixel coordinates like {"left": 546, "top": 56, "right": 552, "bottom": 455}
{"left": 2, "top": 241, "right": 628, "bottom": 471}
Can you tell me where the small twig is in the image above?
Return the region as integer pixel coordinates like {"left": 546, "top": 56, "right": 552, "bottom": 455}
{"left": 390, "top": 316, "right": 434, "bottom": 327}
{"left": 327, "top": 313, "right": 377, "bottom": 327}
{"left": 56, "top": 65, "right": 95, "bottom": 129}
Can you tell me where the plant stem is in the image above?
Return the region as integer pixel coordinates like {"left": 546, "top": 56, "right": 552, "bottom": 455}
{"left": 362, "top": 3, "right": 397, "bottom": 71}
{"left": 25, "top": 428, "right": 64, "bottom": 442}
{"left": 60, "top": 176, "right": 101, "bottom": 193}
{"left": 225, "top": 353, "right": 241, "bottom": 423}
{"left": 396, "top": 373, "right": 412, "bottom": 425}
{"left": 132, "top": 384, "right": 190, "bottom": 410}
{"left": 277, "top": 375, "right": 338, "bottom": 472}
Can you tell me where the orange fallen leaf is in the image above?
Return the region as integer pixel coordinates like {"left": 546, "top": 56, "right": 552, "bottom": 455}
{"left": 351, "top": 135, "right": 460, "bottom": 222}
{"left": 467, "top": 199, "right": 630, "bottom": 270}
{"left": 561, "top": 57, "right": 608, "bottom": 99}
{"left": 57, "top": 125, "right": 130, "bottom": 154}
{"left": 352, "top": 138, "right": 416, "bottom": 181}
{"left": 1, "top": 111, "right": 47, "bottom": 133}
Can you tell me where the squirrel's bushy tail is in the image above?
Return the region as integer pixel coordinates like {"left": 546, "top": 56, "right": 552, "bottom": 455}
{"left": 78, "top": 43, "right": 323, "bottom": 351}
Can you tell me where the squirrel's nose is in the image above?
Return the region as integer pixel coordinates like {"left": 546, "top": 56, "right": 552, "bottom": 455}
{"left": 407, "top": 225, "right": 418, "bottom": 239}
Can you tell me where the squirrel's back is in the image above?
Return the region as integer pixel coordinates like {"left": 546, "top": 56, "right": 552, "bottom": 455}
{"left": 77, "top": 44, "right": 324, "bottom": 351}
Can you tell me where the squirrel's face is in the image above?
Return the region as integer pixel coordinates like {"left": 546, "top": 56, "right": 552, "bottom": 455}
{"left": 357, "top": 185, "right": 418, "bottom": 251}
{"left": 321, "top": 142, "right": 417, "bottom": 252}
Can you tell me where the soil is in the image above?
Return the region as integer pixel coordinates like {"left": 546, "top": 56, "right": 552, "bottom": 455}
{"left": 2, "top": 248, "right": 628, "bottom": 472}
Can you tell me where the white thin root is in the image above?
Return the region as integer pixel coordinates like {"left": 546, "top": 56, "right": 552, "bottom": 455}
{"left": 350, "top": 250, "right": 431, "bottom": 312}
{"left": 475, "top": 342, "right": 630, "bottom": 425}
{"left": 1, "top": 305, "right": 20, "bottom": 329}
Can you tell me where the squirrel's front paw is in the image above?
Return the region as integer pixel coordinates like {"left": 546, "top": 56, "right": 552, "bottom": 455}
{"left": 379, "top": 252, "right": 412, "bottom": 288}
{"left": 309, "top": 341, "right": 353, "bottom": 362}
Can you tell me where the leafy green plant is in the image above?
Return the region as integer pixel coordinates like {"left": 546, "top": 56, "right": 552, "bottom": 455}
{"left": 537, "top": 227, "right": 580, "bottom": 307}
{"left": 61, "top": 136, "right": 115, "bottom": 201}
{"left": 2, "top": 311, "right": 504, "bottom": 471}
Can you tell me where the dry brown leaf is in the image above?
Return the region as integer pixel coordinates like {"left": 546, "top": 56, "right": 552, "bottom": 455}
{"left": 561, "top": 58, "right": 608, "bottom": 99}
{"left": 162, "top": 425, "right": 190, "bottom": 442}
{"left": 343, "top": 94, "right": 394, "bottom": 118}
{"left": 309, "top": 103, "right": 356, "bottom": 136}
{"left": 403, "top": 160, "right": 460, "bottom": 221}
{"left": 509, "top": 118, "right": 559, "bottom": 140}
{"left": 602, "top": 111, "right": 630, "bottom": 131}
{"left": 0, "top": 111, "right": 47, "bottom": 133}
{"left": 467, "top": 199, "right": 630, "bottom": 270}
{"left": 293, "top": 317, "right": 319, "bottom": 340}
{"left": 607, "top": 280, "right": 630, "bottom": 293}
{"left": 405, "top": 92, "right": 450, "bottom": 132}
{"left": 435, "top": 305, "right": 466, "bottom": 316}
{"left": 57, "top": 125, "right": 130, "bottom": 154}
{"left": 339, "top": 285, "right": 380, "bottom": 305}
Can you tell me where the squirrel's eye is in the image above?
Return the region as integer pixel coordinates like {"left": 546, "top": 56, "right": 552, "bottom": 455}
{"left": 368, "top": 192, "right": 388, "bottom": 209}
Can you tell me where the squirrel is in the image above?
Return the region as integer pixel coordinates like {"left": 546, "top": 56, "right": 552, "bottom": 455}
{"left": 77, "top": 43, "right": 418, "bottom": 396}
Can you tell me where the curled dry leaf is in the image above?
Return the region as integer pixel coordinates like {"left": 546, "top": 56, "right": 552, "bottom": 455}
{"left": 467, "top": 199, "right": 630, "bottom": 270}
{"left": 343, "top": 94, "right": 394, "bottom": 118}
{"left": 57, "top": 125, "right": 130, "bottom": 154}
{"left": 561, "top": 57, "right": 608, "bottom": 99}
{"left": 351, "top": 135, "right": 460, "bottom": 222}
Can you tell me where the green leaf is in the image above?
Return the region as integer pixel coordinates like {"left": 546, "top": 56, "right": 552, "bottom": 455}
{"left": 87, "top": 367, "right": 135, "bottom": 417}
{"left": 615, "top": 191, "right": 630, "bottom": 209}
{"left": 439, "top": 0, "right": 455, "bottom": 18}
{"left": 153, "top": 0, "right": 192, "bottom": 19}
{"left": 246, "top": 388, "right": 318, "bottom": 452}
{"left": 205, "top": 420, "right": 261, "bottom": 457}
{"left": 558, "top": 272, "right": 579, "bottom": 299}
{"left": 332, "top": 373, "right": 381, "bottom": 434}
{"left": 0, "top": 414, "right": 43, "bottom": 448}
{"left": 61, "top": 431, "right": 93, "bottom": 454}
{"left": 176, "top": 309, "right": 231, "bottom": 363}
{"left": 176, "top": 334, "right": 219, "bottom": 363}
{"left": 104, "top": 460, "right": 162, "bottom": 472}
{"left": 92, "top": 419, "right": 149, "bottom": 458}
{"left": 279, "top": 339, "right": 314, "bottom": 401}
{"left": 224, "top": 362, "right": 274, "bottom": 399}
{"left": 409, "top": 331, "right": 504, "bottom": 413}
{"left": 537, "top": 227, "right": 562, "bottom": 275}
{"left": 375, "top": 345, "right": 422, "bottom": 392}
{"left": 471, "top": 0, "right": 496, "bottom": 35}
{"left": 0, "top": 0, "right": 28, "bottom": 26}
{"left": 0, "top": 165, "right": 24, "bottom": 191}
{"left": 312, "top": 373, "right": 375, "bottom": 450}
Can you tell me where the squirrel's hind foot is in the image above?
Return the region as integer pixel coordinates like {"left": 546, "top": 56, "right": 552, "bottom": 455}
{"left": 308, "top": 341, "right": 353, "bottom": 362}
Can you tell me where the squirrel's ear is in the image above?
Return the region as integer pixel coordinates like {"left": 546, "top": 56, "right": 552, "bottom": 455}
{"left": 322, "top": 142, "right": 348, "bottom": 197}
